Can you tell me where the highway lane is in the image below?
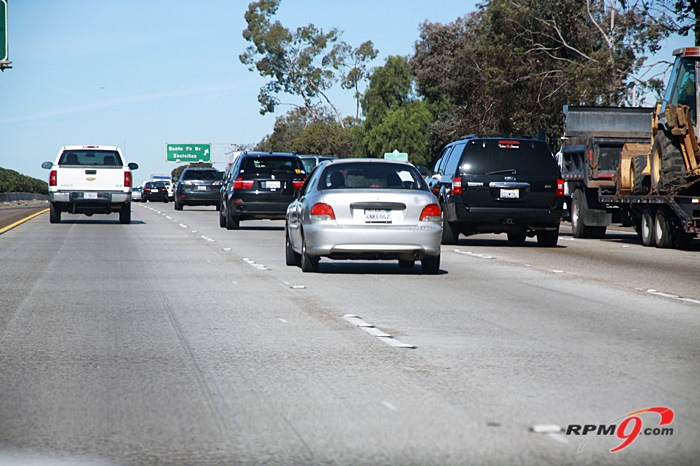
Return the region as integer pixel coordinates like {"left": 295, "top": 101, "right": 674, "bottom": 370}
{"left": 0, "top": 204, "right": 698, "bottom": 465}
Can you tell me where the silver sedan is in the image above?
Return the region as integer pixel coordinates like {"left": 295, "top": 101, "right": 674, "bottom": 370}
{"left": 285, "top": 159, "right": 443, "bottom": 273}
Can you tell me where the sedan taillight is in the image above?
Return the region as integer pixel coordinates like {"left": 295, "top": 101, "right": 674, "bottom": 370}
{"left": 233, "top": 177, "right": 254, "bottom": 190}
{"left": 419, "top": 204, "right": 441, "bottom": 222}
{"left": 310, "top": 203, "right": 335, "bottom": 221}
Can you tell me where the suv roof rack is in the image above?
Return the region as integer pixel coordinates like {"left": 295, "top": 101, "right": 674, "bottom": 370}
{"left": 458, "top": 133, "right": 537, "bottom": 140}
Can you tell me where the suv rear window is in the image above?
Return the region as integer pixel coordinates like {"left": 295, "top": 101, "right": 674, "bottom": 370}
{"left": 181, "top": 170, "right": 222, "bottom": 181}
{"left": 461, "top": 139, "right": 557, "bottom": 175}
{"left": 241, "top": 156, "right": 304, "bottom": 177}
{"left": 59, "top": 150, "right": 122, "bottom": 167}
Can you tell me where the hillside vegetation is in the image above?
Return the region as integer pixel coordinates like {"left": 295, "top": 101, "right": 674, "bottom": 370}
{"left": 0, "top": 167, "right": 49, "bottom": 194}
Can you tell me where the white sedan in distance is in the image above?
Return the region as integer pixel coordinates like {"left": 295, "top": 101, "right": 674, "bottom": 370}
{"left": 285, "top": 158, "right": 443, "bottom": 273}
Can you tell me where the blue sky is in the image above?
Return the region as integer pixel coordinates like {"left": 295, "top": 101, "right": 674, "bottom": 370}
{"left": 0, "top": 1, "right": 688, "bottom": 186}
{"left": 0, "top": 0, "right": 478, "bottom": 185}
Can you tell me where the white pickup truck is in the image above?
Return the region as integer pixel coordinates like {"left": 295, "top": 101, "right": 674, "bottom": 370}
{"left": 42, "top": 145, "right": 139, "bottom": 224}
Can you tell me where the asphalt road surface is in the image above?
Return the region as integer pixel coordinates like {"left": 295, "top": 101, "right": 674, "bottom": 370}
{"left": 0, "top": 204, "right": 698, "bottom": 465}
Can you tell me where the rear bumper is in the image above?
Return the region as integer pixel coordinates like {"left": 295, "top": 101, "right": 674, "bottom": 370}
{"left": 231, "top": 199, "right": 293, "bottom": 219}
{"left": 452, "top": 203, "right": 563, "bottom": 232}
{"left": 177, "top": 191, "right": 220, "bottom": 205}
{"left": 49, "top": 191, "right": 130, "bottom": 213}
{"left": 301, "top": 222, "right": 442, "bottom": 259}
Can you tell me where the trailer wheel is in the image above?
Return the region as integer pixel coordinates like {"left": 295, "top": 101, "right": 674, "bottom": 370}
{"left": 571, "top": 190, "right": 590, "bottom": 238}
{"left": 651, "top": 129, "right": 686, "bottom": 193}
{"left": 654, "top": 208, "right": 675, "bottom": 248}
{"left": 630, "top": 155, "right": 649, "bottom": 195}
{"left": 640, "top": 208, "right": 655, "bottom": 247}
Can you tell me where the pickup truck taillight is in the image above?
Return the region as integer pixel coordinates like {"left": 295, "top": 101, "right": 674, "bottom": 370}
{"left": 49, "top": 170, "right": 57, "bottom": 187}
{"left": 124, "top": 172, "right": 132, "bottom": 188}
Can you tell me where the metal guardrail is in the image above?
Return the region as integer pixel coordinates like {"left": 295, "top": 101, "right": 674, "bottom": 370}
{"left": 0, "top": 192, "right": 49, "bottom": 203}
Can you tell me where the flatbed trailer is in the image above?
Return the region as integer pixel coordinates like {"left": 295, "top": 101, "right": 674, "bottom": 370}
{"left": 598, "top": 189, "right": 700, "bottom": 248}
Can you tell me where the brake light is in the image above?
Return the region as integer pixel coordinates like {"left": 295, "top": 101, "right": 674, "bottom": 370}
{"left": 233, "top": 177, "right": 254, "bottom": 190}
{"left": 452, "top": 176, "right": 462, "bottom": 195}
{"left": 556, "top": 178, "right": 565, "bottom": 197}
{"left": 310, "top": 203, "right": 335, "bottom": 220}
{"left": 293, "top": 178, "right": 306, "bottom": 190}
{"left": 419, "top": 203, "right": 441, "bottom": 222}
{"left": 124, "top": 171, "right": 132, "bottom": 188}
{"left": 49, "top": 170, "right": 57, "bottom": 187}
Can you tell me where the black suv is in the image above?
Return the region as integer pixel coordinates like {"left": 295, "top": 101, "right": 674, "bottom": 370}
{"left": 430, "top": 135, "right": 564, "bottom": 246}
{"left": 219, "top": 152, "right": 306, "bottom": 229}
{"left": 174, "top": 167, "right": 223, "bottom": 210}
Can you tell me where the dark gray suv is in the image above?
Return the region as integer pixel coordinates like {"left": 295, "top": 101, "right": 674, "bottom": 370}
{"left": 429, "top": 135, "right": 564, "bottom": 246}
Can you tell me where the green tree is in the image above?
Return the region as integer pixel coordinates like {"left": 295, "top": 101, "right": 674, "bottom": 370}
{"left": 240, "top": 0, "right": 352, "bottom": 126}
{"left": 411, "top": 0, "right": 673, "bottom": 152}
{"left": 291, "top": 122, "right": 355, "bottom": 157}
{"left": 356, "top": 55, "right": 433, "bottom": 165}
{"left": 256, "top": 107, "right": 334, "bottom": 152}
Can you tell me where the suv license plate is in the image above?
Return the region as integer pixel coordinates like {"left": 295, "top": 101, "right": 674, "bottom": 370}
{"left": 500, "top": 189, "right": 519, "bottom": 199}
{"left": 265, "top": 181, "right": 281, "bottom": 189}
{"left": 365, "top": 210, "right": 392, "bottom": 223}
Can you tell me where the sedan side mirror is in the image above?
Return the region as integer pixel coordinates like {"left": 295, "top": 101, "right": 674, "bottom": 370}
{"left": 41, "top": 161, "right": 53, "bottom": 169}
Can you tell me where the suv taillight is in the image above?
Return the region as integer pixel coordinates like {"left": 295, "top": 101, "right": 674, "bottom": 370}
{"left": 452, "top": 176, "right": 462, "bottom": 195}
{"left": 293, "top": 178, "right": 306, "bottom": 190}
{"left": 124, "top": 172, "right": 132, "bottom": 188}
{"left": 233, "top": 177, "right": 254, "bottom": 190}
{"left": 49, "top": 170, "right": 57, "bottom": 187}
{"left": 556, "top": 178, "right": 564, "bottom": 197}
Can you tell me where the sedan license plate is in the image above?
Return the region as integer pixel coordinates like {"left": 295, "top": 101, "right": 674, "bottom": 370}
{"left": 500, "top": 189, "right": 519, "bottom": 199}
{"left": 197, "top": 185, "right": 207, "bottom": 191}
{"left": 265, "top": 181, "right": 281, "bottom": 189}
{"left": 364, "top": 210, "right": 392, "bottom": 223}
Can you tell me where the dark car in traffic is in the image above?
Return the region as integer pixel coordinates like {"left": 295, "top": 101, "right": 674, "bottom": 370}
{"left": 219, "top": 152, "right": 306, "bottom": 229}
{"left": 429, "top": 134, "right": 564, "bottom": 246}
{"left": 142, "top": 181, "right": 169, "bottom": 202}
{"left": 174, "top": 167, "right": 223, "bottom": 210}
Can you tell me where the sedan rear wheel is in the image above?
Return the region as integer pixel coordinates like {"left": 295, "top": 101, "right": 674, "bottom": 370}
{"left": 300, "top": 235, "right": 319, "bottom": 273}
{"left": 421, "top": 254, "right": 440, "bottom": 274}
{"left": 285, "top": 227, "right": 301, "bottom": 266}
{"left": 398, "top": 259, "right": 415, "bottom": 269}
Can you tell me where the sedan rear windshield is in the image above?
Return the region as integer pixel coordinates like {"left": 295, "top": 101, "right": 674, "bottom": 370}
{"left": 59, "top": 150, "right": 122, "bottom": 167}
{"left": 460, "top": 140, "right": 558, "bottom": 175}
{"left": 181, "top": 170, "right": 222, "bottom": 181}
{"left": 320, "top": 162, "right": 428, "bottom": 190}
{"left": 240, "top": 157, "right": 305, "bottom": 177}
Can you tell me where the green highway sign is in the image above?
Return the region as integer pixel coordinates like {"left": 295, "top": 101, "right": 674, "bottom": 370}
{"left": 384, "top": 150, "right": 408, "bottom": 161}
{"left": 1, "top": 0, "right": 8, "bottom": 63}
{"left": 166, "top": 143, "right": 211, "bottom": 162}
